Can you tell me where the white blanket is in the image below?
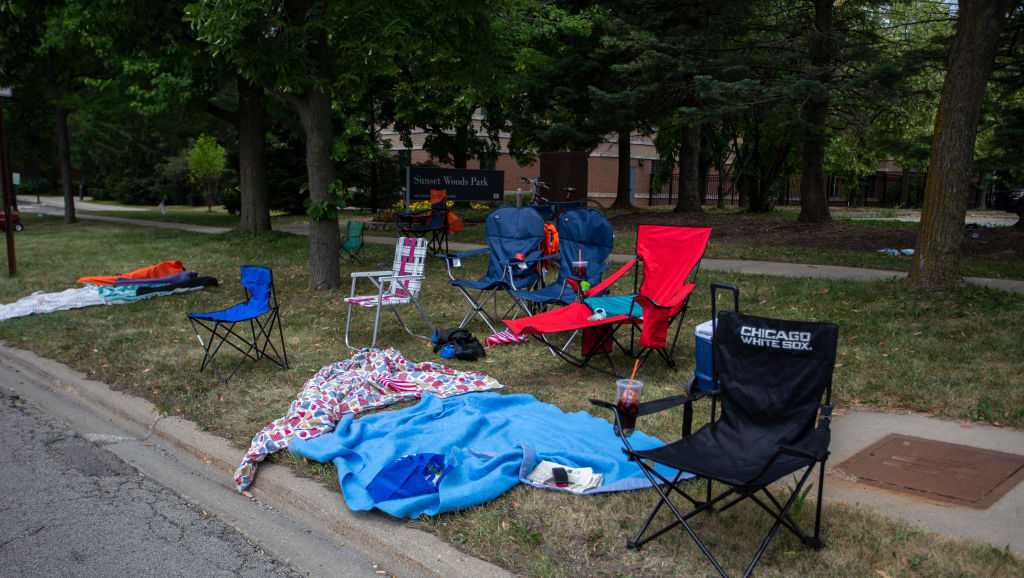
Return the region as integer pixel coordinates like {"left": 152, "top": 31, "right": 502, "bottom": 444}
{"left": 0, "top": 287, "right": 105, "bottom": 321}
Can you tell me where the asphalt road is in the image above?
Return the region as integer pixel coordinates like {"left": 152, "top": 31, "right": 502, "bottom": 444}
{"left": 0, "top": 387, "right": 303, "bottom": 578}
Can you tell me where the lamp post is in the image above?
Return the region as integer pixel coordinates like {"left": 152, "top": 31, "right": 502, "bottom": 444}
{"left": 0, "top": 86, "right": 15, "bottom": 276}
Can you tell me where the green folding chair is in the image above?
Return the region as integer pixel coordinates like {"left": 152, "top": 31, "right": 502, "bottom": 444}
{"left": 341, "top": 220, "right": 366, "bottom": 262}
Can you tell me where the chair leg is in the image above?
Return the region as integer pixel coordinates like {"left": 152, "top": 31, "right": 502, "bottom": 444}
{"left": 274, "top": 309, "right": 289, "bottom": 368}
{"left": 344, "top": 276, "right": 361, "bottom": 351}
{"left": 811, "top": 459, "right": 827, "bottom": 549}
{"left": 454, "top": 287, "right": 499, "bottom": 333}
{"left": 250, "top": 318, "right": 261, "bottom": 360}
{"left": 371, "top": 300, "right": 383, "bottom": 348}
{"left": 633, "top": 463, "right": 730, "bottom": 578}
{"left": 742, "top": 466, "right": 815, "bottom": 578}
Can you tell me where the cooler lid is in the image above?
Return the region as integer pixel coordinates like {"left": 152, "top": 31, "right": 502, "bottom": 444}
{"left": 694, "top": 319, "right": 715, "bottom": 339}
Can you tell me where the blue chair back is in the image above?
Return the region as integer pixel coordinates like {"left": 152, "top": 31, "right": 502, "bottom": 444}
{"left": 555, "top": 208, "right": 614, "bottom": 286}
{"left": 240, "top": 265, "right": 273, "bottom": 308}
{"left": 484, "top": 207, "right": 545, "bottom": 289}
{"left": 427, "top": 201, "right": 447, "bottom": 228}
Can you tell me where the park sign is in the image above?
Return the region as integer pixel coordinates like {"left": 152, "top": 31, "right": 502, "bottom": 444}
{"left": 406, "top": 167, "right": 503, "bottom": 203}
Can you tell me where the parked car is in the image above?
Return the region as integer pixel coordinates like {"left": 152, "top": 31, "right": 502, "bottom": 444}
{"left": 0, "top": 210, "right": 24, "bottom": 232}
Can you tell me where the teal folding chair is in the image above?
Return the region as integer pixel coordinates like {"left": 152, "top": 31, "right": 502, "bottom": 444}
{"left": 341, "top": 220, "right": 366, "bottom": 262}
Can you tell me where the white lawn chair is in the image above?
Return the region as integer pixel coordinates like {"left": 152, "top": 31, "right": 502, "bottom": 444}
{"left": 344, "top": 237, "right": 433, "bottom": 349}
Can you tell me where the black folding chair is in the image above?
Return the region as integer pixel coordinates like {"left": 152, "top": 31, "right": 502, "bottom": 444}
{"left": 187, "top": 265, "right": 289, "bottom": 382}
{"left": 591, "top": 285, "right": 839, "bottom": 577}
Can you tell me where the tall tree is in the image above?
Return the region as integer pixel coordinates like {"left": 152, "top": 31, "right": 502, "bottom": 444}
{"left": 189, "top": 0, "right": 495, "bottom": 289}
{"left": 910, "top": 0, "right": 1019, "bottom": 289}
{"left": 797, "top": 0, "right": 834, "bottom": 223}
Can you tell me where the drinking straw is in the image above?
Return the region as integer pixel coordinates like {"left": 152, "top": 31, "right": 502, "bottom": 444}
{"left": 629, "top": 357, "right": 641, "bottom": 383}
{"left": 578, "top": 248, "right": 582, "bottom": 263}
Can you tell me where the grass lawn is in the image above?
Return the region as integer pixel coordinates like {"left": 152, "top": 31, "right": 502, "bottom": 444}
{"left": 1, "top": 215, "right": 1021, "bottom": 577}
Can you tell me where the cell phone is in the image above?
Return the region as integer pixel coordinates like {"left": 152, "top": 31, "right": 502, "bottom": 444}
{"left": 551, "top": 467, "right": 569, "bottom": 488}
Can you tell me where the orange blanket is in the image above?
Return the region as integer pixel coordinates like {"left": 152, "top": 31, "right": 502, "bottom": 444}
{"left": 77, "top": 260, "right": 186, "bottom": 286}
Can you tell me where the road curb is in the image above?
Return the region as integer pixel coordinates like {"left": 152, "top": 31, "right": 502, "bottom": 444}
{"left": 0, "top": 343, "right": 512, "bottom": 578}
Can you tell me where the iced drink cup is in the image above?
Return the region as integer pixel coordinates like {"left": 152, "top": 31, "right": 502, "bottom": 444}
{"left": 615, "top": 379, "right": 643, "bottom": 436}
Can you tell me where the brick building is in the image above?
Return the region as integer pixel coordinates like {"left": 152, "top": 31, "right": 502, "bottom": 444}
{"left": 379, "top": 125, "right": 675, "bottom": 208}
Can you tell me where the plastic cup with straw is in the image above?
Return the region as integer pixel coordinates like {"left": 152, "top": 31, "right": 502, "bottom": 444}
{"left": 615, "top": 359, "right": 643, "bottom": 436}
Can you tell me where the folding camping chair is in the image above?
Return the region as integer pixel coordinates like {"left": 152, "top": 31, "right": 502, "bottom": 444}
{"left": 188, "top": 265, "right": 289, "bottom": 382}
{"left": 397, "top": 188, "right": 449, "bottom": 254}
{"left": 590, "top": 289, "right": 839, "bottom": 578}
{"left": 344, "top": 236, "right": 432, "bottom": 349}
{"left": 509, "top": 208, "right": 614, "bottom": 312}
{"left": 340, "top": 220, "right": 365, "bottom": 262}
{"left": 505, "top": 225, "right": 711, "bottom": 376}
{"left": 441, "top": 207, "right": 545, "bottom": 333}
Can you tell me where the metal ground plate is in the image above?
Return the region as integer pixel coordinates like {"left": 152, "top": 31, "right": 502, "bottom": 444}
{"left": 836, "top": 433, "right": 1024, "bottom": 509}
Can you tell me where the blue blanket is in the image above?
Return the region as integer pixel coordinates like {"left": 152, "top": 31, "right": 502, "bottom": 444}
{"left": 290, "top": 392, "right": 684, "bottom": 518}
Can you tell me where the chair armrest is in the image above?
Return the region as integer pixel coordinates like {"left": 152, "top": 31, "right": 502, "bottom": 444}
{"left": 377, "top": 274, "right": 425, "bottom": 282}
{"left": 350, "top": 270, "right": 393, "bottom": 279}
{"left": 585, "top": 258, "right": 636, "bottom": 297}
{"left": 520, "top": 253, "right": 559, "bottom": 266}
{"left": 637, "top": 391, "right": 712, "bottom": 417}
{"left": 440, "top": 247, "right": 489, "bottom": 260}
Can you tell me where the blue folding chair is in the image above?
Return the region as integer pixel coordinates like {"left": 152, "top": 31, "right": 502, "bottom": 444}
{"left": 397, "top": 190, "right": 449, "bottom": 254}
{"left": 188, "top": 265, "right": 289, "bottom": 381}
{"left": 441, "top": 207, "right": 545, "bottom": 333}
{"left": 510, "top": 208, "right": 614, "bottom": 311}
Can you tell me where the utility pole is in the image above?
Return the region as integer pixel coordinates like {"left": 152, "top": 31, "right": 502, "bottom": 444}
{"left": 0, "top": 87, "right": 16, "bottom": 276}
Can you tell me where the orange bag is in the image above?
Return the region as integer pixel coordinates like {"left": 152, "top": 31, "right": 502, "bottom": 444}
{"left": 542, "top": 223, "right": 559, "bottom": 256}
{"left": 77, "top": 260, "right": 186, "bottom": 286}
{"left": 447, "top": 211, "right": 465, "bottom": 234}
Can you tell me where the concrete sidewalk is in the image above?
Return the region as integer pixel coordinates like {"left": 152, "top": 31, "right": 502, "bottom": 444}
{"left": 829, "top": 410, "right": 1024, "bottom": 555}
{"left": 22, "top": 204, "right": 1024, "bottom": 294}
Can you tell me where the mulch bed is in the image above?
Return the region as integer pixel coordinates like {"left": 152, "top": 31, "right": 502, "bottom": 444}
{"left": 608, "top": 211, "right": 1024, "bottom": 260}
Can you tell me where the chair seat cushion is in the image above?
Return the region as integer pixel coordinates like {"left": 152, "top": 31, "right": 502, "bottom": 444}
{"left": 345, "top": 294, "right": 413, "bottom": 308}
{"left": 190, "top": 299, "right": 270, "bottom": 323}
{"left": 585, "top": 294, "right": 643, "bottom": 318}
{"left": 631, "top": 422, "right": 823, "bottom": 488}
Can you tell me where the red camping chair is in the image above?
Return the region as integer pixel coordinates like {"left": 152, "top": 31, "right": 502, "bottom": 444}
{"left": 504, "top": 225, "right": 711, "bottom": 376}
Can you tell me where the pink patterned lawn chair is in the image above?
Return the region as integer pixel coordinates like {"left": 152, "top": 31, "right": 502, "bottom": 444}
{"left": 344, "top": 237, "right": 433, "bottom": 348}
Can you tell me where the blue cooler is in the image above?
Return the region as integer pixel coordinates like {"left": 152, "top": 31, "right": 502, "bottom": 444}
{"left": 693, "top": 320, "right": 715, "bottom": 392}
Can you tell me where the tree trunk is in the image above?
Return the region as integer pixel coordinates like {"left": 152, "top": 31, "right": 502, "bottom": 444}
{"left": 55, "top": 106, "right": 75, "bottom": 224}
{"left": 798, "top": 0, "right": 833, "bottom": 223}
{"left": 675, "top": 123, "right": 703, "bottom": 213}
{"left": 613, "top": 130, "right": 632, "bottom": 209}
{"left": 238, "top": 77, "right": 271, "bottom": 234}
{"left": 909, "top": 0, "right": 1013, "bottom": 290}
{"left": 295, "top": 88, "right": 341, "bottom": 290}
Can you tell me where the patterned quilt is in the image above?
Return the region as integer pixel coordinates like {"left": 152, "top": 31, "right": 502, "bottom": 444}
{"left": 234, "top": 347, "right": 503, "bottom": 491}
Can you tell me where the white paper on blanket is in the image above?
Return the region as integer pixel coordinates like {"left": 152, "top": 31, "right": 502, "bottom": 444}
{"left": 526, "top": 460, "right": 603, "bottom": 494}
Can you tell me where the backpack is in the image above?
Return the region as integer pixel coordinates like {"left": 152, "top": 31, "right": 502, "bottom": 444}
{"left": 432, "top": 328, "right": 486, "bottom": 361}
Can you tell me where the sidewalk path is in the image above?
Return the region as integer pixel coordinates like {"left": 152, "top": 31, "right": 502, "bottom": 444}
{"left": 829, "top": 410, "right": 1024, "bottom": 555}
{"left": 24, "top": 207, "right": 1024, "bottom": 294}
{"left": 24, "top": 202, "right": 232, "bottom": 235}
{"left": 17, "top": 194, "right": 146, "bottom": 212}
